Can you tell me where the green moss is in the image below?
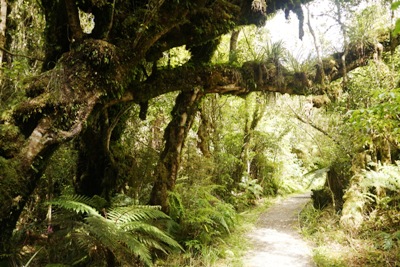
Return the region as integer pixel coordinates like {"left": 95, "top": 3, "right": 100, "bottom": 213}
{"left": 80, "top": 39, "right": 117, "bottom": 70}
{"left": 0, "top": 157, "right": 20, "bottom": 205}
{"left": 0, "top": 124, "right": 25, "bottom": 158}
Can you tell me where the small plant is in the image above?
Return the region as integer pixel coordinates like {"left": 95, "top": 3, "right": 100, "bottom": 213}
{"left": 46, "top": 195, "right": 182, "bottom": 266}
{"left": 303, "top": 164, "right": 400, "bottom": 267}
{"left": 238, "top": 177, "right": 263, "bottom": 205}
{"left": 168, "top": 182, "right": 236, "bottom": 255}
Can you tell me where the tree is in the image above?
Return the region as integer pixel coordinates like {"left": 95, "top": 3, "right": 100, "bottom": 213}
{"left": 0, "top": 0, "right": 7, "bottom": 75}
{"left": 0, "top": 0, "right": 398, "bottom": 261}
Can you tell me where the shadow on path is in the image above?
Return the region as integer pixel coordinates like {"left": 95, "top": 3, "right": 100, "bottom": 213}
{"left": 242, "top": 192, "right": 316, "bottom": 267}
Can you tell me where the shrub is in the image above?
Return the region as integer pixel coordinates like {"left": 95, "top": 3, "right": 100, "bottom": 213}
{"left": 41, "top": 195, "right": 182, "bottom": 266}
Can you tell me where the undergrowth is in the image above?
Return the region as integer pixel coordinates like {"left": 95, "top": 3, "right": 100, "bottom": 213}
{"left": 162, "top": 196, "right": 272, "bottom": 267}
{"left": 300, "top": 164, "right": 400, "bottom": 267}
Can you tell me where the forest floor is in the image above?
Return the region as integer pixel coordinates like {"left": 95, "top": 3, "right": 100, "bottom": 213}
{"left": 240, "top": 192, "right": 316, "bottom": 267}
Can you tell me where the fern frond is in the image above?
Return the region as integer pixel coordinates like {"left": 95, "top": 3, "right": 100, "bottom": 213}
{"left": 47, "top": 195, "right": 102, "bottom": 217}
{"left": 119, "top": 232, "right": 153, "bottom": 266}
{"left": 168, "top": 191, "right": 185, "bottom": 221}
{"left": 121, "top": 222, "right": 183, "bottom": 251}
{"left": 107, "top": 206, "right": 169, "bottom": 223}
{"left": 85, "top": 216, "right": 153, "bottom": 266}
{"left": 50, "top": 195, "right": 180, "bottom": 266}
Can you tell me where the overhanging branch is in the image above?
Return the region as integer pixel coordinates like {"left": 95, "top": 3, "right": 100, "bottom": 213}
{"left": 128, "top": 32, "right": 400, "bottom": 104}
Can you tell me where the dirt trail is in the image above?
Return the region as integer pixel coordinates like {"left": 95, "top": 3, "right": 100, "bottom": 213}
{"left": 242, "top": 192, "right": 316, "bottom": 267}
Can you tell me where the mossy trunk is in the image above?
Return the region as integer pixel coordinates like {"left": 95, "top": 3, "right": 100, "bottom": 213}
{"left": 0, "top": 119, "right": 59, "bottom": 262}
{"left": 312, "top": 165, "right": 349, "bottom": 211}
{"left": 149, "top": 89, "right": 203, "bottom": 213}
{"left": 75, "top": 101, "right": 133, "bottom": 200}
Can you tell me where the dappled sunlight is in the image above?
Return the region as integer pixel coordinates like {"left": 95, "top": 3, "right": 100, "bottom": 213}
{"left": 244, "top": 229, "right": 314, "bottom": 266}
{"left": 243, "top": 193, "right": 315, "bottom": 267}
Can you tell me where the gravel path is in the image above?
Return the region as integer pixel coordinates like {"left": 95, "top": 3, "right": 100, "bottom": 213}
{"left": 242, "top": 193, "right": 316, "bottom": 267}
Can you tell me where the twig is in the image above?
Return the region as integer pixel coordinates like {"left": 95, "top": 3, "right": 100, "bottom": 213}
{"left": 286, "top": 103, "right": 351, "bottom": 156}
{"left": 0, "top": 46, "right": 44, "bottom": 62}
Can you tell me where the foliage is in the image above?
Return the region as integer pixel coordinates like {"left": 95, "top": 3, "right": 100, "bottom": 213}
{"left": 40, "top": 195, "right": 182, "bottom": 266}
{"left": 347, "top": 3, "right": 389, "bottom": 46}
{"left": 392, "top": 1, "right": 400, "bottom": 36}
{"left": 342, "top": 164, "right": 400, "bottom": 231}
{"left": 5, "top": 1, "right": 400, "bottom": 266}
{"left": 213, "top": 26, "right": 288, "bottom": 64}
{"left": 169, "top": 182, "right": 236, "bottom": 250}
{"left": 239, "top": 178, "right": 263, "bottom": 203}
{"left": 303, "top": 164, "right": 400, "bottom": 266}
{"left": 0, "top": 0, "right": 44, "bottom": 106}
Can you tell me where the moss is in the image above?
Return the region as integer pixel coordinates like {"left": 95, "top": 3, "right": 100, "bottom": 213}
{"left": 0, "top": 124, "right": 25, "bottom": 158}
{"left": 0, "top": 157, "right": 20, "bottom": 207}
{"left": 80, "top": 39, "right": 118, "bottom": 70}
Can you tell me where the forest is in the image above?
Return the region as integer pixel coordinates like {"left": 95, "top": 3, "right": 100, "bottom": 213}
{"left": 0, "top": 0, "right": 399, "bottom": 266}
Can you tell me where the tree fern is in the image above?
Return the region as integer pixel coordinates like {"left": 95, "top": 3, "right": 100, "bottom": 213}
{"left": 107, "top": 205, "right": 169, "bottom": 223}
{"left": 48, "top": 195, "right": 101, "bottom": 216}
{"left": 48, "top": 195, "right": 182, "bottom": 266}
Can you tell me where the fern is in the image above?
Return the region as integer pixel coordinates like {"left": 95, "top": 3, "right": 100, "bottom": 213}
{"left": 48, "top": 195, "right": 182, "bottom": 266}
{"left": 172, "top": 183, "right": 236, "bottom": 250}
{"left": 48, "top": 195, "right": 101, "bottom": 217}
{"left": 168, "top": 191, "right": 185, "bottom": 222}
{"left": 107, "top": 205, "right": 169, "bottom": 223}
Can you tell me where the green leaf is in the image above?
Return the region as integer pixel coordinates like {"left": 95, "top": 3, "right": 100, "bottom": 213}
{"left": 391, "top": 1, "right": 400, "bottom": 10}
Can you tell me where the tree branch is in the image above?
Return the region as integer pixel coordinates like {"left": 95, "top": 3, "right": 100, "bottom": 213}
{"left": 287, "top": 104, "right": 351, "bottom": 156}
{"left": 0, "top": 46, "right": 44, "bottom": 61}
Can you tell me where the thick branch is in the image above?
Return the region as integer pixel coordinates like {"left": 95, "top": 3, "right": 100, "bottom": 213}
{"left": 129, "top": 33, "right": 400, "bottom": 104}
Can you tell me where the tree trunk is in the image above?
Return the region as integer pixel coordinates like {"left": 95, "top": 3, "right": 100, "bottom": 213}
{"left": 41, "top": 0, "right": 70, "bottom": 71}
{"left": 149, "top": 89, "right": 203, "bottom": 213}
{"left": 233, "top": 95, "right": 265, "bottom": 186}
{"left": 0, "top": 0, "right": 7, "bottom": 79}
{"left": 0, "top": 117, "right": 61, "bottom": 262}
{"left": 229, "top": 29, "right": 240, "bottom": 64}
{"left": 305, "top": 5, "right": 325, "bottom": 85}
{"left": 326, "top": 167, "right": 348, "bottom": 211}
{"left": 74, "top": 105, "right": 130, "bottom": 200}
{"left": 197, "top": 102, "right": 212, "bottom": 158}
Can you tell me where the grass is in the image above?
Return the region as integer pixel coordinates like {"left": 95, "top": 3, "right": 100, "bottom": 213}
{"left": 299, "top": 203, "right": 400, "bottom": 267}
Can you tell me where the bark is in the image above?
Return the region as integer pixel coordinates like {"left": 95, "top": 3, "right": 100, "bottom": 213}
{"left": 130, "top": 34, "right": 399, "bottom": 104}
{"left": 233, "top": 96, "right": 265, "bottom": 186}
{"left": 41, "top": 0, "right": 70, "bottom": 70}
{"left": 0, "top": 38, "right": 113, "bottom": 259}
{"left": 306, "top": 5, "right": 325, "bottom": 85}
{"left": 0, "top": 94, "right": 96, "bottom": 260}
{"left": 326, "top": 167, "right": 348, "bottom": 211}
{"left": 0, "top": 0, "right": 7, "bottom": 76}
{"left": 149, "top": 89, "right": 203, "bottom": 212}
{"left": 74, "top": 104, "right": 130, "bottom": 199}
{"left": 65, "top": 0, "right": 84, "bottom": 42}
{"left": 197, "top": 106, "right": 212, "bottom": 158}
{"left": 229, "top": 29, "right": 240, "bottom": 64}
